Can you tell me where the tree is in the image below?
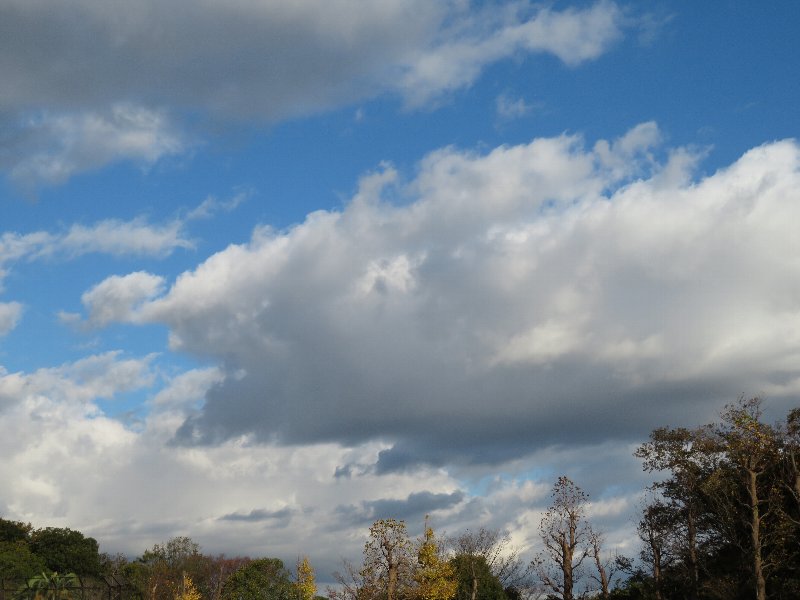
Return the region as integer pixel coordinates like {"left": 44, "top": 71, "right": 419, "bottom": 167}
{"left": 449, "top": 528, "right": 529, "bottom": 600}
{"left": 174, "top": 574, "right": 202, "bottom": 600}
{"left": 782, "top": 408, "right": 800, "bottom": 519}
{"left": 414, "top": 519, "right": 456, "bottom": 600}
{"left": 634, "top": 426, "right": 717, "bottom": 600}
{"left": 141, "top": 537, "right": 202, "bottom": 569}
{"left": 220, "top": 558, "right": 295, "bottom": 600}
{"left": 449, "top": 555, "right": 505, "bottom": 600}
{"left": 0, "top": 519, "right": 32, "bottom": 544}
{"left": 129, "top": 537, "right": 210, "bottom": 600}
{"left": 712, "top": 397, "right": 779, "bottom": 600}
{"left": 635, "top": 496, "right": 674, "bottom": 600}
{"left": 296, "top": 556, "right": 317, "bottom": 600}
{"left": 29, "top": 528, "right": 102, "bottom": 577}
{"left": 588, "top": 529, "right": 624, "bottom": 600}
{"left": 360, "top": 519, "right": 414, "bottom": 600}
{"left": 532, "top": 477, "right": 592, "bottom": 600}
{"left": 0, "top": 541, "right": 48, "bottom": 582}
{"left": 628, "top": 399, "right": 800, "bottom": 598}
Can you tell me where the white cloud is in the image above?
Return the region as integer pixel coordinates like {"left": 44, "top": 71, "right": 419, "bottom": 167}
{"left": 78, "top": 272, "right": 166, "bottom": 329}
{"left": 57, "top": 219, "right": 193, "bottom": 259}
{"left": 0, "top": 351, "right": 155, "bottom": 415}
{"left": 495, "top": 94, "right": 534, "bottom": 121}
{"left": 5, "top": 104, "right": 186, "bottom": 189}
{"left": 186, "top": 192, "right": 249, "bottom": 221}
{"left": 0, "top": 216, "right": 192, "bottom": 289}
{"left": 150, "top": 367, "right": 224, "bottom": 410}
{"left": 0, "top": 302, "right": 24, "bottom": 335}
{"left": 398, "top": 1, "right": 624, "bottom": 107}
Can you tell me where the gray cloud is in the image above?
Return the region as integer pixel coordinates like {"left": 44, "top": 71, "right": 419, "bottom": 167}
{"left": 0, "top": 1, "right": 623, "bottom": 118}
{"left": 337, "top": 490, "right": 465, "bottom": 525}
{"left": 219, "top": 507, "right": 294, "bottom": 523}
{"left": 0, "top": 1, "right": 627, "bottom": 186}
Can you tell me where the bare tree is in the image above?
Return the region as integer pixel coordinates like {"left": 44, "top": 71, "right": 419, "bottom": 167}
{"left": 328, "top": 559, "right": 367, "bottom": 600}
{"left": 587, "top": 529, "right": 624, "bottom": 600}
{"left": 532, "top": 476, "right": 592, "bottom": 600}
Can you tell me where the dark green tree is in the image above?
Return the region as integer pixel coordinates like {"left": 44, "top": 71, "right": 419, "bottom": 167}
{"left": 449, "top": 528, "right": 528, "bottom": 600}
{"left": 0, "top": 541, "right": 47, "bottom": 581}
{"left": 220, "top": 558, "right": 295, "bottom": 600}
{"left": 0, "top": 519, "right": 32, "bottom": 544}
{"left": 449, "top": 555, "right": 506, "bottom": 600}
{"left": 29, "top": 528, "right": 102, "bottom": 577}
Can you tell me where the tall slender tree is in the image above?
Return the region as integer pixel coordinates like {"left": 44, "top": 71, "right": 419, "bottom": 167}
{"left": 414, "top": 518, "right": 456, "bottom": 600}
{"left": 635, "top": 426, "right": 717, "bottom": 600}
{"left": 713, "top": 398, "right": 779, "bottom": 600}
{"left": 296, "top": 556, "right": 317, "bottom": 600}
{"left": 532, "top": 476, "right": 592, "bottom": 600}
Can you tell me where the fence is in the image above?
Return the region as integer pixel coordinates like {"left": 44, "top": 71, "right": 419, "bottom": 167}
{"left": 0, "top": 575, "right": 136, "bottom": 600}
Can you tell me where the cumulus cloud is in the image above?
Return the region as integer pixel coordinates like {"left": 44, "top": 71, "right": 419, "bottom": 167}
{"left": 76, "top": 272, "right": 166, "bottom": 329}
{"left": 82, "top": 125, "right": 797, "bottom": 471}
{"left": 0, "top": 1, "right": 629, "bottom": 186}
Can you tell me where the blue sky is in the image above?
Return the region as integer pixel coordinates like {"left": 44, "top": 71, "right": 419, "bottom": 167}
{"left": 1, "top": 0, "right": 799, "bottom": 581}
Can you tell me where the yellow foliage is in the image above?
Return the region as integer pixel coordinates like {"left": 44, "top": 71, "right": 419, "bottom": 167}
{"left": 174, "top": 574, "right": 202, "bottom": 600}
{"left": 295, "top": 556, "right": 317, "bottom": 600}
{"left": 415, "top": 520, "right": 457, "bottom": 600}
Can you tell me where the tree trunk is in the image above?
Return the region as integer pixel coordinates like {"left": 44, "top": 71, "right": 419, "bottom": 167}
{"left": 748, "top": 469, "right": 767, "bottom": 600}
{"left": 649, "top": 531, "right": 663, "bottom": 600}
{"left": 562, "top": 539, "right": 573, "bottom": 600}
{"left": 386, "top": 546, "right": 397, "bottom": 600}
{"left": 687, "top": 506, "right": 699, "bottom": 600}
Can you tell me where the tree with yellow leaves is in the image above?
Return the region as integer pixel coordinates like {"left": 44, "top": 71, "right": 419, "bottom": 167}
{"left": 173, "top": 574, "right": 202, "bottom": 600}
{"left": 414, "top": 518, "right": 456, "bottom": 600}
{"left": 295, "top": 556, "right": 317, "bottom": 600}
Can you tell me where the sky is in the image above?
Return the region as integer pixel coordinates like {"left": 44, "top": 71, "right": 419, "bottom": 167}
{"left": 1, "top": 0, "right": 800, "bottom": 583}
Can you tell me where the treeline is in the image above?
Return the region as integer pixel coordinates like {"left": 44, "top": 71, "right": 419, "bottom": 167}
{"left": 2, "top": 397, "right": 798, "bottom": 600}
{"left": 0, "top": 528, "right": 320, "bottom": 600}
